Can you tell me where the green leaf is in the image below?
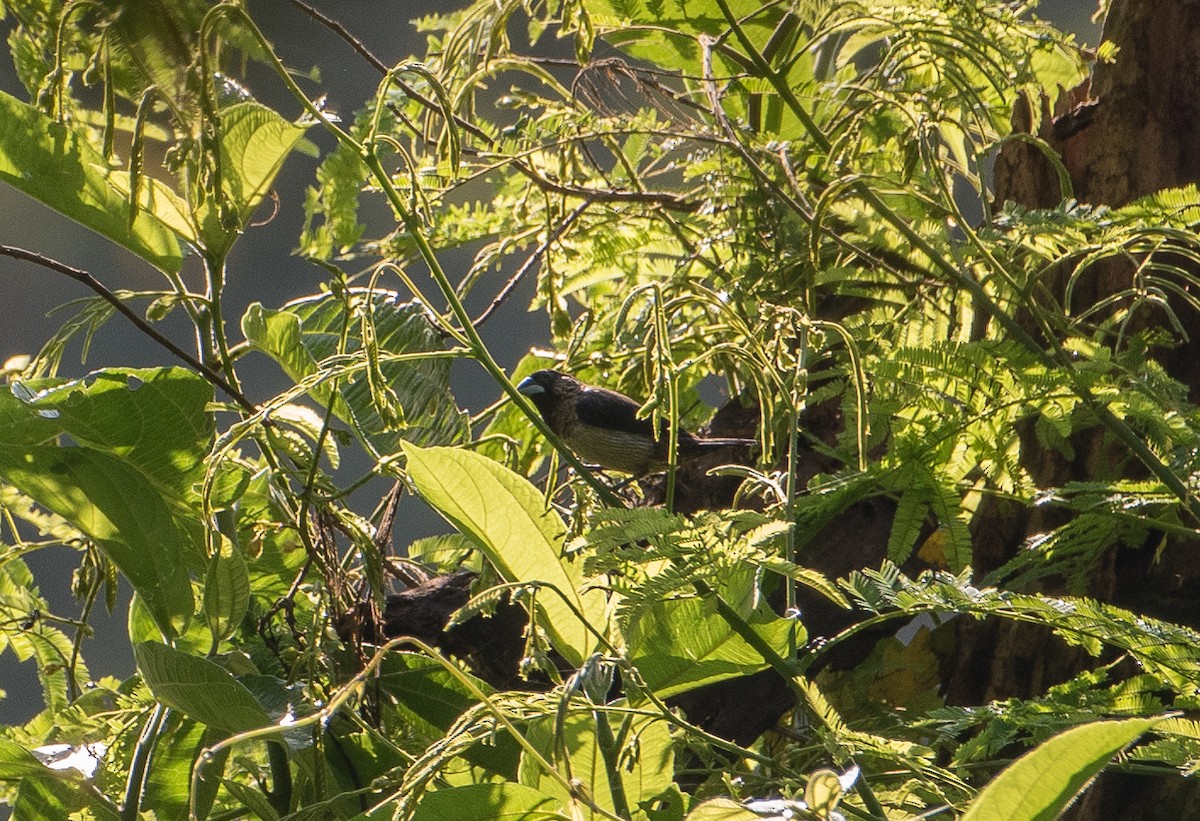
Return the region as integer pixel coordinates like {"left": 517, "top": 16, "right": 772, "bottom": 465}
{"left": 375, "top": 652, "right": 519, "bottom": 777}
{"left": 242, "top": 291, "right": 467, "bottom": 452}
{"left": 321, "top": 720, "right": 415, "bottom": 793}
{"left": 298, "top": 132, "right": 369, "bottom": 258}
{"left": 406, "top": 533, "right": 479, "bottom": 573}
{"left": 0, "top": 739, "right": 120, "bottom": 821}
{"left": 961, "top": 717, "right": 1163, "bottom": 821}
{"left": 107, "top": 170, "right": 198, "bottom": 246}
{"left": 0, "top": 90, "right": 181, "bottom": 272}
{"left": 203, "top": 540, "right": 250, "bottom": 645}
{"left": 0, "top": 446, "right": 193, "bottom": 638}
{"left": 199, "top": 101, "right": 312, "bottom": 255}
{"left": 134, "top": 641, "right": 271, "bottom": 734}
{"left": 7, "top": 368, "right": 214, "bottom": 500}
{"left": 585, "top": 0, "right": 791, "bottom": 116}
{"left": 0, "top": 739, "right": 81, "bottom": 781}
{"left": 626, "top": 595, "right": 801, "bottom": 698}
{"left": 754, "top": 556, "right": 850, "bottom": 609}
{"left": 221, "top": 778, "right": 279, "bottom": 820}
{"left": 402, "top": 444, "right": 607, "bottom": 667}
{"left": 410, "top": 783, "right": 568, "bottom": 821}
{"left": 377, "top": 651, "right": 487, "bottom": 731}
{"left": 0, "top": 368, "right": 214, "bottom": 637}
{"left": 221, "top": 102, "right": 310, "bottom": 216}
{"left": 0, "top": 559, "right": 87, "bottom": 712}
{"left": 102, "top": 0, "right": 208, "bottom": 107}
{"left": 520, "top": 710, "right": 675, "bottom": 821}
{"left": 129, "top": 592, "right": 210, "bottom": 655}
{"left": 682, "top": 799, "right": 760, "bottom": 821}
{"left": 140, "top": 716, "right": 220, "bottom": 820}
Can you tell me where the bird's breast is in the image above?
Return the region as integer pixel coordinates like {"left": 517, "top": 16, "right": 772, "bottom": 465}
{"left": 564, "top": 423, "right": 662, "bottom": 474}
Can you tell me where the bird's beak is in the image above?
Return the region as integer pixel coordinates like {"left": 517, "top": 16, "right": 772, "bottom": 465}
{"left": 516, "top": 376, "right": 544, "bottom": 396}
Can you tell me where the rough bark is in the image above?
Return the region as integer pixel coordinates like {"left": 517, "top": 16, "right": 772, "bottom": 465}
{"left": 965, "top": 2, "right": 1200, "bottom": 815}
{"left": 995, "top": 0, "right": 1200, "bottom": 397}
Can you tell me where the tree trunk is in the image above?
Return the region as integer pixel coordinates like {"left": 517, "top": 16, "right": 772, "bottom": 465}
{"left": 960, "top": 2, "right": 1200, "bottom": 815}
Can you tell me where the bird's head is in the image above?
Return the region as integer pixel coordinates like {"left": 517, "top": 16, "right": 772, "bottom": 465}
{"left": 516, "top": 369, "right": 580, "bottom": 411}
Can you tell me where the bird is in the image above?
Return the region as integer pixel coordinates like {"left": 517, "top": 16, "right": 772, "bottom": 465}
{"left": 515, "top": 369, "right": 756, "bottom": 475}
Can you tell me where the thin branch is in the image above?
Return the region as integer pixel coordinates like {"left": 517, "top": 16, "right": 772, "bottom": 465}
{"left": 473, "top": 201, "right": 590, "bottom": 328}
{"left": 512, "top": 159, "right": 700, "bottom": 211}
{"left": 121, "top": 703, "right": 167, "bottom": 821}
{"left": 0, "top": 245, "right": 256, "bottom": 414}
{"left": 283, "top": 0, "right": 390, "bottom": 74}
{"left": 283, "top": 0, "right": 495, "bottom": 144}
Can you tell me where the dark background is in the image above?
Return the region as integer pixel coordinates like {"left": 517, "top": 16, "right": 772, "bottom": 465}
{"left": 0, "top": 1, "right": 1102, "bottom": 728}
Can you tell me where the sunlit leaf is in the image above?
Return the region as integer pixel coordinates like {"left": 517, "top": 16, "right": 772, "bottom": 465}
{"left": 135, "top": 641, "right": 271, "bottom": 734}
{"left": 402, "top": 443, "right": 608, "bottom": 667}
{"left": 626, "top": 595, "right": 800, "bottom": 697}
{"left": 961, "top": 717, "right": 1162, "bottom": 821}
{"left": 0, "top": 90, "right": 181, "bottom": 272}
{"left": 410, "top": 783, "right": 568, "bottom": 821}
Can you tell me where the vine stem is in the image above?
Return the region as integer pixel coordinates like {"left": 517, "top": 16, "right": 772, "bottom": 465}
{"left": 121, "top": 704, "right": 167, "bottom": 821}
{"left": 358, "top": 148, "right": 619, "bottom": 504}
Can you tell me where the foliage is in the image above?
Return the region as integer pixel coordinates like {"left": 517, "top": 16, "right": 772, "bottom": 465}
{"left": 2, "top": 0, "right": 1200, "bottom": 819}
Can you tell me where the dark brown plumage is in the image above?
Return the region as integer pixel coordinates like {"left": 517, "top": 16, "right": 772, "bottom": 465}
{"left": 516, "top": 369, "right": 755, "bottom": 474}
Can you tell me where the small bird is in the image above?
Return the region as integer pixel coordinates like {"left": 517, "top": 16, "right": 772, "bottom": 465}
{"left": 516, "top": 369, "right": 755, "bottom": 475}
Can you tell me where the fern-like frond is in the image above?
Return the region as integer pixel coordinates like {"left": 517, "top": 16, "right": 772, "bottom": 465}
{"left": 843, "top": 563, "right": 1200, "bottom": 694}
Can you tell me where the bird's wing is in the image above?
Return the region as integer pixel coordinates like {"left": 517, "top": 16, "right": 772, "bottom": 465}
{"left": 574, "top": 386, "right": 659, "bottom": 437}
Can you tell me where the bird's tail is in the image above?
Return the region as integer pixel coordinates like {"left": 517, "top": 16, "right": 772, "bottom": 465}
{"left": 684, "top": 437, "right": 758, "bottom": 451}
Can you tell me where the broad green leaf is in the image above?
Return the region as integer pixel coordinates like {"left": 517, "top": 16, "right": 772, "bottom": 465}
{"left": 410, "top": 783, "right": 568, "bottom": 821}
{"left": 0, "top": 447, "right": 193, "bottom": 637}
{"left": 682, "top": 799, "right": 760, "bottom": 821}
{"left": 3, "top": 367, "right": 215, "bottom": 552}
{"left": 220, "top": 102, "right": 310, "bottom": 217}
{"left": 128, "top": 593, "right": 219, "bottom": 658}
{"left": 0, "top": 740, "right": 120, "bottom": 821}
{"left": 140, "top": 716, "right": 220, "bottom": 820}
{"left": 0, "top": 368, "right": 214, "bottom": 637}
{"left": 221, "top": 779, "right": 279, "bottom": 821}
{"left": 242, "top": 291, "right": 468, "bottom": 453}
{"left": 203, "top": 540, "right": 250, "bottom": 645}
{"left": 199, "top": 101, "right": 312, "bottom": 255}
{"left": 5, "top": 368, "right": 214, "bottom": 500}
{"left": 135, "top": 641, "right": 271, "bottom": 734}
{"left": 626, "top": 596, "right": 801, "bottom": 698}
{"left": 402, "top": 444, "right": 607, "bottom": 667}
{"left": 321, "top": 724, "right": 413, "bottom": 808}
{"left": 520, "top": 710, "right": 674, "bottom": 821}
{"left": 107, "top": 170, "right": 198, "bottom": 245}
{"left": 0, "top": 90, "right": 181, "bottom": 272}
{"left": 961, "top": 717, "right": 1162, "bottom": 821}
{"left": 376, "top": 652, "right": 488, "bottom": 732}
